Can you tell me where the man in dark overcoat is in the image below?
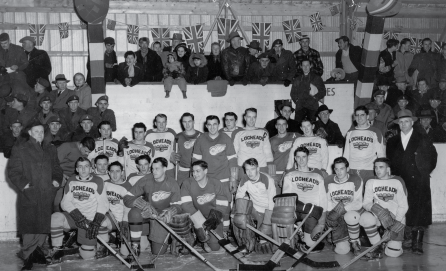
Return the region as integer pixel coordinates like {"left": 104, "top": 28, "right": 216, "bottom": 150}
{"left": 20, "top": 36, "right": 52, "bottom": 88}
{"left": 386, "top": 109, "right": 437, "bottom": 255}
{"left": 7, "top": 121, "right": 63, "bottom": 269}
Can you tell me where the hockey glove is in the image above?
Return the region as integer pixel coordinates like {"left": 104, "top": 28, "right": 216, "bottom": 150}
{"left": 119, "top": 221, "right": 130, "bottom": 241}
{"left": 255, "top": 240, "right": 273, "bottom": 254}
{"left": 69, "top": 209, "right": 89, "bottom": 230}
{"left": 326, "top": 202, "right": 347, "bottom": 228}
{"left": 229, "top": 79, "right": 235, "bottom": 86}
{"left": 87, "top": 213, "right": 105, "bottom": 239}
{"left": 117, "top": 137, "right": 129, "bottom": 156}
{"left": 203, "top": 209, "right": 223, "bottom": 231}
{"left": 190, "top": 211, "right": 209, "bottom": 243}
{"left": 158, "top": 206, "right": 178, "bottom": 223}
{"left": 296, "top": 201, "right": 323, "bottom": 221}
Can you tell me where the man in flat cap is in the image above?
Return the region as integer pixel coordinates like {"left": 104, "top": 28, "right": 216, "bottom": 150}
{"left": 0, "top": 33, "right": 29, "bottom": 80}
{"left": 20, "top": 36, "right": 52, "bottom": 88}
{"left": 294, "top": 35, "right": 324, "bottom": 76}
{"left": 58, "top": 95, "right": 86, "bottom": 134}
{"left": 71, "top": 114, "right": 99, "bottom": 142}
{"left": 268, "top": 39, "right": 296, "bottom": 87}
{"left": 136, "top": 37, "right": 163, "bottom": 82}
{"left": 221, "top": 32, "right": 251, "bottom": 86}
{"left": 51, "top": 74, "right": 75, "bottom": 113}
{"left": 87, "top": 95, "right": 117, "bottom": 132}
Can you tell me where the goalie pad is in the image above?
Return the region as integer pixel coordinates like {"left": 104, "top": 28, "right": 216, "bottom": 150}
{"left": 371, "top": 204, "right": 395, "bottom": 229}
{"left": 271, "top": 193, "right": 297, "bottom": 247}
{"left": 169, "top": 214, "right": 195, "bottom": 256}
{"left": 232, "top": 199, "right": 256, "bottom": 252}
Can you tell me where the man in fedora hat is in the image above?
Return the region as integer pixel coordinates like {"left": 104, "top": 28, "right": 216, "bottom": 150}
{"left": 267, "top": 39, "right": 296, "bottom": 87}
{"left": 136, "top": 37, "right": 163, "bottom": 82}
{"left": 313, "top": 104, "right": 344, "bottom": 147}
{"left": 246, "top": 40, "right": 262, "bottom": 64}
{"left": 395, "top": 76, "right": 410, "bottom": 95}
{"left": 221, "top": 32, "right": 250, "bottom": 86}
{"left": 87, "top": 95, "right": 117, "bottom": 132}
{"left": 51, "top": 74, "right": 74, "bottom": 113}
{"left": 20, "top": 36, "right": 52, "bottom": 88}
{"left": 415, "top": 110, "right": 435, "bottom": 140}
{"left": 294, "top": 35, "right": 324, "bottom": 76}
{"left": 246, "top": 53, "right": 277, "bottom": 86}
{"left": 58, "top": 95, "right": 87, "bottom": 134}
{"left": 387, "top": 109, "right": 437, "bottom": 255}
{"left": 264, "top": 101, "right": 301, "bottom": 138}
{"left": 335, "top": 36, "right": 362, "bottom": 85}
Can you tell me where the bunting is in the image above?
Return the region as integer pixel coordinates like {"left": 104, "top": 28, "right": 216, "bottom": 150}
{"left": 383, "top": 30, "right": 400, "bottom": 40}
{"left": 434, "top": 41, "right": 445, "bottom": 53}
{"left": 251, "top": 23, "right": 271, "bottom": 51}
{"left": 282, "top": 19, "right": 301, "bottom": 44}
{"left": 409, "top": 37, "right": 422, "bottom": 54}
{"left": 106, "top": 19, "right": 116, "bottom": 31}
{"left": 151, "top": 28, "right": 171, "bottom": 48}
{"left": 127, "top": 24, "right": 139, "bottom": 44}
{"left": 183, "top": 24, "right": 204, "bottom": 53}
{"left": 310, "top": 12, "right": 323, "bottom": 32}
{"left": 28, "top": 24, "right": 46, "bottom": 46}
{"left": 58, "top": 22, "right": 69, "bottom": 39}
{"left": 217, "top": 18, "right": 239, "bottom": 49}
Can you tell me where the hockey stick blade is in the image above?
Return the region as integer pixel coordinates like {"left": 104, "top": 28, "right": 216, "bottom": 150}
{"left": 131, "top": 263, "right": 155, "bottom": 270}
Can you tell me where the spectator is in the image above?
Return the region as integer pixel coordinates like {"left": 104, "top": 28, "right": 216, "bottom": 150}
{"left": 2, "top": 119, "right": 23, "bottom": 158}
{"left": 246, "top": 53, "right": 277, "bottom": 86}
{"left": 374, "top": 76, "right": 403, "bottom": 108}
{"left": 294, "top": 35, "right": 323, "bottom": 76}
{"left": 437, "top": 43, "right": 446, "bottom": 80}
{"left": 372, "top": 89, "right": 395, "bottom": 128}
{"left": 392, "top": 95, "right": 411, "bottom": 117}
{"left": 395, "top": 38, "right": 414, "bottom": 87}
{"left": 433, "top": 121, "right": 446, "bottom": 142}
{"left": 407, "top": 78, "right": 431, "bottom": 114}
{"left": 174, "top": 43, "right": 191, "bottom": 72}
{"left": 34, "top": 77, "right": 52, "bottom": 99}
{"left": 152, "top": 41, "right": 162, "bottom": 57}
{"left": 264, "top": 101, "right": 301, "bottom": 138}
{"left": 135, "top": 37, "right": 163, "bottom": 82}
{"left": 86, "top": 37, "right": 119, "bottom": 85}
{"left": 377, "top": 38, "right": 399, "bottom": 78}
{"left": 268, "top": 39, "right": 296, "bottom": 87}
{"left": 365, "top": 102, "right": 387, "bottom": 136}
{"left": 326, "top": 68, "right": 346, "bottom": 82}
{"left": 246, "top": 40, "right": 261, "bottom": 64}
{"left": 117, "top": 51, "right": 143, "bottom": 87}
{"left": 0, "top": 33, "right": 28, "bottom": 81}
{"left": 186, "top": 53, "right": 208, "bottom": 85}
{"left": 58, "top": 95, "right": 86, "bottom": 134}
{"left": 87, "top": 95, "right": 116, "bottom": 132}
{"left": 206, "top": 42, "right": 226, "bottom": 81}
{"left": 20, "top": 36, "right": 51, "bottom": 89}
{"left": 51, "top": 74, "right": 74, "bottom": 113}
{"left": 71, "top": 114, "right": 99, "bottom": 142}
{"left": 419, "top": 94, "right": 445, "bottom": 129}
{"left": 43, "top": 115, "right": 71, "bottom": 146}
{"left": 36, "top": 95, "right": 58, "bottom": 125}
{"left": 429, "top": 77, "right": 446, "bottom": 105}
{"left": 73, "top": 73, "right": 92, "bottom": 110}
{"left": 221, "top": 32, "right": 250, "bottom": 86}
{"left": 395, "top": 76, "right": 410, "bottom": 95}
{"left": 57, "top": 136, "right": 95, "bottom": 180}
{"left": 3, "top": 93, "right": 37, "bottom": 136}
{"left": 415, "top": 110, "right": 435, "bottom": 140}
{"left": 313, "top": 104, "right": 344, "bottom": 147}
{"left": 335, "top": 36, "right": 362, "bottom": 84}
{"left": 408, "top": 38, "right": 438, "bottom": 88}
{"left": 163, "top": 53, "right": 187, "bottom": 99}
{"left": 290, "top": 57, "right": 326, "bottom": 122}
{"left": 161, "top": 33, "right": 185, "bottom": 65}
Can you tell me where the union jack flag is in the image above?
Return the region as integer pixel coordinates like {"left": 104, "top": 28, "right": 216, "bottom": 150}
{"left": 383, "top": 30, "right": 400, "bottom": 40}
{"left": 127, "top": 24, "right": 139, "bottom": 45}
{"left": 107, "top": 19, "right": 116, "bottom": 31}
{"left": 310, "top": 12, "right": 323, "bottom": 32}
{"left": 282, "top": 19, "right": 301, "bottom": 44}
{"left": 330, "top": 5, "right": 340, "bottom": 16}
{"left": 409, "top": 37, "right": 422, "bottom": 54}
{"left": 217, "top": 18, "right": 239, "bottom": 49}
{"left": 151, "top": 28, "right": 171, "bottom": 48}
{"left": 28, "top": 24, "right": 46, "bottom": 46}
{"left": 58, "top": 22, "right": 69, "bottom": 39}
{"left": 252, "top": 22, "right": 271, "bottom": 51}
{"left": 434, "top": 41, "right": 445, "bottom": 53}
{"left": 183, "top": 24, "right": 204, "bottom": 53}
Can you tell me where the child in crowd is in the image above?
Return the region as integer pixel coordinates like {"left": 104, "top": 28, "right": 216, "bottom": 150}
{"left": 186, "top": 53, "right": 208, "bottom": 85}
{"left": 73, "top": 73, "right": 92, "bottom": 110}
{"left": 163, "top": 53, "right": 187, "bottom": 99}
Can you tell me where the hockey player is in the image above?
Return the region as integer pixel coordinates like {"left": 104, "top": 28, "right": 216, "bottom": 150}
{"left": 124, "top": 157, "right": 182, "bottom": 256}
{"left": 358, "top": 158, "right": 408, "bottom": 260}
{"left": 179, "top": 160, "right": 231, "bottom": 252}
{"left": 344, "top": 105, "right": 385, "bottom": 182}
{"left": 286, "top": 118, "right": 328, "bottom": 175}
{"left": 122, "top": 123, "right": 154, "bottom": 177}
{"left": 48, "top": 157, "right": 110, "bottom": 262}
{"left": 101, "top": 161, "right": 132, "bottom": 258}
{"left": 145, "top": 114, "right": 177, "bottom": 177}
{"left": 172, "top": 113, "right": 202, "bottom": 185}
{"left": 282, "top": 146, "right": 326, "bottom": 253}
{"left": 324, "top": 157, "right": 364, "bottom": 255}
{"left": 88, "top": 121, "right": 125, "bottom": 164}
{"left": 220, "top": 112, "right": 244, "bottom": 140}
{"left": 127, "top": 155, "right": 152, "bottom": 186}
{"left": 233, "top": 108, "right": 274, "bottom": 174}
{"left": 233, "top": 158, "right": 276, "bottom": 253}
{"left": 192, "top": 115, "right": 238, "bottom": 192}
{"left": 93, "top": 155, "right": 110, "bottom": 181}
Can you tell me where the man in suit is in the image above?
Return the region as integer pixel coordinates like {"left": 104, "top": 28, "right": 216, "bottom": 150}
{"left": 51, "top": 74, "right": 74, "bottom": 113}
{"left": 387, "top": 109, "right": 437, "bottom": 255}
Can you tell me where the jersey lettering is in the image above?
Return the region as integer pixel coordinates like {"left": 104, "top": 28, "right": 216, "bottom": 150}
{"left": 330, "top": 189, "right": 354, "bottom": 204}
{"left": 71, "top": 185, "right": 95, "bottom": 194}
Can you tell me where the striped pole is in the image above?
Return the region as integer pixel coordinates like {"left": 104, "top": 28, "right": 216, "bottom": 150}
{"left": 355, "top": 14, "right": 385, "bottom": 106}
{"left": 87, "top": 23, "right": 106, "bottom": 94}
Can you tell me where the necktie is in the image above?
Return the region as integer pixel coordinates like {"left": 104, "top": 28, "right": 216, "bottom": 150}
{"left": 57, "top": 91, "right": 61, "bottom": 97}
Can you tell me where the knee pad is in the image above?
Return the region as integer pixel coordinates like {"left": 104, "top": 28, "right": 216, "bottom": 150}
{"left": 385, "top": 241, "right": 403, "bottom": 257}
{"left": 344, "top": 211, "right": 360, "bottom": 224}
{"left": 334, "top": 240, "right": 350, "bottom": 255}
{"left": 128, "top": 208, "right": 143, "bottom": 222}
{"left": 51, "top": 212, "right": 65, "bottom": 227}
{"left": 303, "top": 217, "right": 317, "bottom": 234}
{"left": 303, "top": 232, "right": 316, "bottom": 247}
{"left": 359, "top": 212, "right": 376, "bottom": 228}
{"left": 79, "top": 245, "right": 96, "bottom": 260}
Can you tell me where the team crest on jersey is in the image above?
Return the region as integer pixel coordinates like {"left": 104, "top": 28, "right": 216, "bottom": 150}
{"left": 73, "top": 192, "right": 91, "bottom": 201}
{"left": 184, "top": 139, "right": 197, "bottom": 149}
{"left": 377, "top": 193, "right": 394, "bottom": 202}
{"left": 307, "top": 147, "right": 317, "bottom": 155}
{"left": 108, "top": 197, "right": 120, "bottom": 205}
{"left": 154, "top": 145, "right": 169, "bottom": 152}
{"left": 245, "top": 141, "right": 260, "bottom": 148}
{"left": 128, "top": 149, "right": 152, "bottom": 160}
{"left": 296, "top": 182, "right": 314, "bottom": 192}
{"left": 353, "top": 142, "right": 369, "bottom": 150}
{"left": 197, "top": 193, "right": 215, "bottom": 205}
{"left": 333, "top": 195, "right": 353, "bottom": 204}
{"left": 152, "top": 191, "right": 171, "bottom": 201}
{"left": 278, "top": 141, "right": 293, "bottom": 152}
{"left": 209, "top": 144, "right": 226, "bottom": 155}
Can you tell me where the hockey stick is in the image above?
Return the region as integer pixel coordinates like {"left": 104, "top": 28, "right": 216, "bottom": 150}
{"left": 246, "top": 224, "right": 339, "bottom": 269}
{"left": 175, "top": 141, "right": 178, "bottom": 181}
{"left": 286, "top": 228, "right": 337, "bottom": 270}
{"left": 338, "top": 233, "right": 391, "bottom": 270}
{"left": 108, "top": 213, "right": 153, "bottom": 270}
{"left": 46, "top": 231, "right": 79, "bottom": 265}
{"left": 150, "top": 233, "right": 170, "bottom": 264}
{"left": 155, "top": 218, "right": 235, "bottom": 271}
{"left": 97, "top": 236, "right": 132, "bottom": 269}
